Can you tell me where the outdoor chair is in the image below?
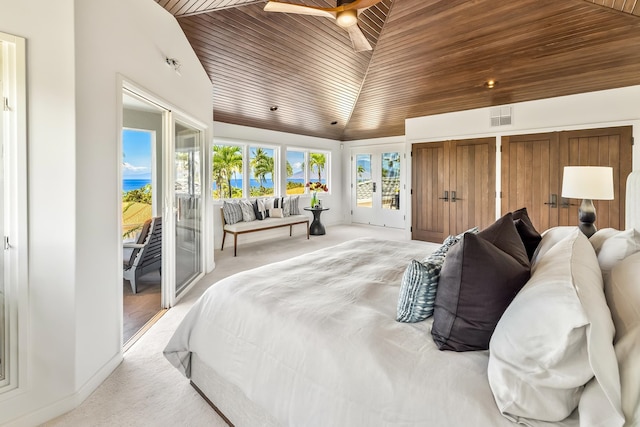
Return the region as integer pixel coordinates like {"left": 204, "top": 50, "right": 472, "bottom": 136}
{"left": 123, "top": 216, "right": 162, "bottom": 294}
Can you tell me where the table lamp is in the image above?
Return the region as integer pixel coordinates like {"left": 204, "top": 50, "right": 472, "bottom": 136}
{"left": 561, "top": 166, "right": 614, "bottom": 238}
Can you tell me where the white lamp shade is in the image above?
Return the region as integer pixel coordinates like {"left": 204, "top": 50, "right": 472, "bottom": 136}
{"left": 561, "top": 166, "right": 614, "bottom": 200}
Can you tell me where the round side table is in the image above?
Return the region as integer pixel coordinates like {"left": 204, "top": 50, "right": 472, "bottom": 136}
{"left": 304, "top": 207, "right": 330, "bottom": 235}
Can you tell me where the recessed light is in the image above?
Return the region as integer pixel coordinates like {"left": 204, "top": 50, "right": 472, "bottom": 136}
{"left": 269, "top": 105, "right": 278, "bottom": 111}
{"left": 331, "top": 121, "right": 338, "bottom": 125}
{"left": 484, "top": 80, "right": 498, "bottom": 89}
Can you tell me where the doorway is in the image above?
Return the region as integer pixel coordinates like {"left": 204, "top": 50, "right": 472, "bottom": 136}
{"left": 122, "top": 93, "right": 164, "bottom": 346}
{"left": 120, "top": 84, "right": 206, "bottom": 348}
{"left": 351, "top": 145, "right": 405, "bottom": 229}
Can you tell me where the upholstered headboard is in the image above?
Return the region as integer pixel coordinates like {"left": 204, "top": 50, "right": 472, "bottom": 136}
{"left": 626, "top": 171, "right": 640, "bottom": 230}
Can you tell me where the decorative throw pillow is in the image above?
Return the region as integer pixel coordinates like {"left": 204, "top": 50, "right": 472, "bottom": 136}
{"left": 431, "top": 231, "right": 530, "bottom": 351}
{"left": 239, "top": 200, "right": 256, "bottom": 222}
{"left": 477, "top": 212, "right": 530, "bottom": 268}
{"left": 396, "top": 260, "right": 441, "bottom": 323}
{"left": 252, "top": 200, "right": 265, "bottom": 220}
{"left": 222, "top": 201, "right": 243, "bottom": 225}
{"left": 511, "top": 207, "right": 542, "bottom": 260}
{"left": 256, "top": 198, "right": 269, "bottom": 219}
{"left": 289, "top": 195, "right": 300, "bottom": 215}
{"left": 270, "top": 207, "right": 284, "bottom": 218}
{"left": 488, "top": 229, "right": 622, "bottom": 424}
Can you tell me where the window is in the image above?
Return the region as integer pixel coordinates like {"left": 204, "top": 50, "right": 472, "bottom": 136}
{"left": 212, "top": 144, "right": 243, "bottom": 199}
{"left": 286, "top": 150, "right": 305, "bottom": 195}
{"left": 213, "top": 143, "right": 330, "bottom": 199}
{"left": 286, "top": 148, "right": 330, "bottom": 195}
{"left": 249, "top": 146, "right": 275, "bottom": 197}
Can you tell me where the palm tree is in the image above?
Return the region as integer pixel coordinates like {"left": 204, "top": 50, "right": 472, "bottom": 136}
{"left": 250, "top": 148, "right": 274, "bottom": 191}
{"left": 286, "top": 160, "right": 293, "bottom": 178}
{"left": 213, "top": 145, "right": 242, "bottom": 198}
{"left": 309, "top": 153, "right": 326, "bottom": 182}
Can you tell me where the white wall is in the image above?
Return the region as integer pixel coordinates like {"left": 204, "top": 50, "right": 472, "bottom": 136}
{"left": 212, "top": 122, "right": 344, "bottom": 250}
{"left": 0, "top": 0, "right": 213, "bottom": 425}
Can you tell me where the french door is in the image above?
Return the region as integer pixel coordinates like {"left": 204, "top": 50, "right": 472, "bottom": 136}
{"left": 351, "top": 145, "right": 405, "bottom": 229}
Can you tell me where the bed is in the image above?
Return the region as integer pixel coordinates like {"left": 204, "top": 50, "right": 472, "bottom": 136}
{"left": 165, "top": 173, "right": 640, "bottom": 427}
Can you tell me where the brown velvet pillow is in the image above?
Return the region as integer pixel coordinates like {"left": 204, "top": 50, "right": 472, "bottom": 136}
{"left": 512, "top": 207, "right": 542, "bottom": 260}
{"left": 431, "top": 224, "right": 531, "bottom": 351}
{"left": 477, "top": 212, "right": 530, "bottom": 268}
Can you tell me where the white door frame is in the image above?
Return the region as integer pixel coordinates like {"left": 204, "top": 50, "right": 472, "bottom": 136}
{"left": 0, "top": 32, "right": 28, "bottom": 397}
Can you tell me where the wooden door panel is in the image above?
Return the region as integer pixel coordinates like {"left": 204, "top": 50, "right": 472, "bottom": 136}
{"left": 412, "top": 142, "right": 449, "bottom": 242}
{"left": 501, "top": 133, "right": 557, "bottom": 232}
{"left": 450, "top": 138, "right": 496, "bottom": 234}
{"left": 558, "top": 126, "right": 632, "bottom": 230}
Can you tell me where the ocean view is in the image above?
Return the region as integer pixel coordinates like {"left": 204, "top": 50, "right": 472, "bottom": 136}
{"left": 213, "top": 178, "right": 307, "bottom": 189}
{"left": 123, "top": 178, "right": 151, "bottom": 192}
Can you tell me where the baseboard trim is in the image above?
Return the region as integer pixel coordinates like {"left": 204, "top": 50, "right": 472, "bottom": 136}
{"left": 4, "top": 352, "right": 123, "bottom": 427}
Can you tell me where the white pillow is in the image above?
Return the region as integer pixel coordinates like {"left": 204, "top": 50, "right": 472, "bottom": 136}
{"left": 488, "top": 229, "right": 622, "bottom": 425}
{"left": 615, "top": 325, "right": 640, "bottom": 426}
{"left": 269, "top": 207, "right": 284, "bottom": 218}
{"left": 597, "top": 228, "right": 640, "bottom": 276}
{"left": 589, "top": 228, "right": 620, "bottom": 254}
{"left": 530, "top": 226, "right": 577, "bottom": 267}
{"left": 606, "top": 251, "right": 640, "bottom": 342}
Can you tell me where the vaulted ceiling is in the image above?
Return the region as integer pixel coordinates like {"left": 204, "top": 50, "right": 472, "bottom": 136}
{"left": 155, "top": 0, "right": 640, "bottom": 141}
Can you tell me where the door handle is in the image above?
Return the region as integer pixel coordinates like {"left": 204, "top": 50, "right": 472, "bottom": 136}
{"left": 560, "top": 197, "right": 578, "bottom": 208}
{"left": 372, "top": 182, "right": 377, "bottom": 192}
{"left": 451, "top": 191, "right": 462, "bottom": 202}
{"left": 438, "top": 191, "right": 449, "bottom": 202}
{"left": 544, "top": 194, "right": 558, "bottom": 208}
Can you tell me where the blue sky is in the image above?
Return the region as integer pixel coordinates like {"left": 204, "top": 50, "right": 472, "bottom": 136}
{"left": 122, "top": 129, "right": 152, "bottom": 180}
{"left": 287, "top": 150, "right": 304, "bottom": 179}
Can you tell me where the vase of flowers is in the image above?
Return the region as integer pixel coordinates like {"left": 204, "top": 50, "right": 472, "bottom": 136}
{"left": 306, "top": 181, "right": 328, "bottom": 208}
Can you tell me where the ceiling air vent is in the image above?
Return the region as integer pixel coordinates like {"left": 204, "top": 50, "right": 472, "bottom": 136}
{"left": 490, "top": 106, "right": 512, "bottom": 127}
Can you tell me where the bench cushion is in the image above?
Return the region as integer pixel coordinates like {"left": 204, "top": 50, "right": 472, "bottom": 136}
{"left": 224, "top": 215, "right": 308, "bottom": 233}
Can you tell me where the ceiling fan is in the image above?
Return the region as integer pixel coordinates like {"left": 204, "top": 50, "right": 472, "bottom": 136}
{"left": 264, "top": 0, "right": 383, "bottom": 52}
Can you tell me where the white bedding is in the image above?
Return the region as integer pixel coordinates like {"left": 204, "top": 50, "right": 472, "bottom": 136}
{"left": 164, "top": 238, "right": 573, "bottom": 426}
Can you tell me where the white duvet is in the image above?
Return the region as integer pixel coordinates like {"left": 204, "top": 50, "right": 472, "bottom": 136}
{"left": 164, "top": 238, "right": 564, "bottom": 426}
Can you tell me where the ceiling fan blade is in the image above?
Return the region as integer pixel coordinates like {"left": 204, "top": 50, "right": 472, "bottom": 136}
{"left": 346, "top": 24, "right": 372, "bottom": 52}
{"left": 338, "top": 0, "right": 383, "bottom": 12}
{"left": 264, "top": 1, "right": 336, "bottom": 19}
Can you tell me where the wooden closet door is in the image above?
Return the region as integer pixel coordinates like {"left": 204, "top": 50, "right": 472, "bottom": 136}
{"left": 501, "top": 133, "right": 559, "bottom": 232}
{"left": 557, "top": 126, "right": 632, "bottom": 230}
{"left": 501, "top": 126, "right": 632, "bottom": 232}
{"left": 412, "top": 142, "right": 449, "bottom": 242}
{"left": 449, "top": 138, "right": 496, "bottom": 235}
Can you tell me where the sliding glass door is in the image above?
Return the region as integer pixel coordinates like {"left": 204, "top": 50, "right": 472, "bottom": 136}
{"left": 174, "top": 120, "right": 202, "bottom": 296}
{"left": 122, "top": 84, "right": 205, "bottom": 313}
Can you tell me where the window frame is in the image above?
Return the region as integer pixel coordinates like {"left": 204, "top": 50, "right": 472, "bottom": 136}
{"left": 286, "top": 147, "right": 331, "bottom": 195}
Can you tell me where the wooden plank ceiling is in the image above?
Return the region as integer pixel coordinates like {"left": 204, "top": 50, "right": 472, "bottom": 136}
{"left": 156, "top": 0, "right": 640, "bottom": 141}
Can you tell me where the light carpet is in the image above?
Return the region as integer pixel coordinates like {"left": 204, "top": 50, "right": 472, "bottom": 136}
{"left": 44, "top": 224, "right": 405, "bottom": 427}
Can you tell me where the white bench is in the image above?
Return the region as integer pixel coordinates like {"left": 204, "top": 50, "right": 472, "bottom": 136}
{"left": 220, "top": 208, "right": 309, "bottom": 256}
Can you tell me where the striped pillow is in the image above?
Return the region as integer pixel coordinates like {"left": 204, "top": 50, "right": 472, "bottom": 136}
{"left": 290, "top": 196, "right": 300, "bottom": 215}
{"left": 222, "top": 201, "right": 243, "bottom": 225}
{"left": 396, "top": 259, "right": 442, "bottom": 323}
